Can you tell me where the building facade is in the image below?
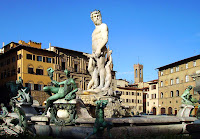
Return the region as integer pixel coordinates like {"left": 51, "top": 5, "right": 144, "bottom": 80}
{"left": 157, "top": 55, "right": 200, "bottom": 115}
{"left": 116, "top": 87, "right": 143, "bottom": 115}
{"left": 0, "top": 40, "right": 91, "bottom": 105}
{"left": 146, "top": 80, "right": 159, "bottom": 115}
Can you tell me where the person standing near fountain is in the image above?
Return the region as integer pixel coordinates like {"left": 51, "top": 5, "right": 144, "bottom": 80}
{"left": 87, "top": 10, "right": 108, "bottom": 90}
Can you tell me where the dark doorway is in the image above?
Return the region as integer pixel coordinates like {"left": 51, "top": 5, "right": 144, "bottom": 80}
{"left": 153, "top": 107, "right": 156, "bottom": 115}
{"left": 168, "top": 107, "right": 172, "bottom": 115}
{"left": 161, "top": 107, "right": 165, "bottom": 115}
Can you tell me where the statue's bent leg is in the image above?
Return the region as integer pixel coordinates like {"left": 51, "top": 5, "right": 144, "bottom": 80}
{"left": 65, "top": 93, "right": 76, "bottom": 101}
{"left": 43, "top": 93, "right": 65, "bottom": 116}
{"left": 43, "top": 86, "right": 59, "bottom": 96}
{"left": 97, "top": 57, "right": 106, "bottom": 89}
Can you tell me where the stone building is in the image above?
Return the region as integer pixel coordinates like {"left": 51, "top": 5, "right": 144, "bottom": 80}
{"left": 0, "top": 41, "right": 55, "bottom": 104}
{"left": 47, "top": 45, "right": 91, "bottom": 90}
{"left": 116, "top": 86, "right": 143, "bottom": 115}
{"left": 0, "top": 40, "right": 90, "bottom": 105}
{"left": 157, "top": 55, "right": 200, "bottom": 115}
{"left": 146, "top": 79, "right": 159, "bottom": 115}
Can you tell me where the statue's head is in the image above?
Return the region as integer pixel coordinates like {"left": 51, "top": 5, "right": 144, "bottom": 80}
{"left": 188, "top": 85, "right": 192, "bottom": 90}
{"left": 90, "top": 10, "right": 102, "bottom": 26}
{"left": 47, "top": 67, "right": 54, "bottom": 79}
{"left": 64, "top": 69, "right": 70, "bottom": 77}
{"left": 1, "top": 103, "right": 4, "bottom": 107}
{"left": 9, "top": 100, "right": 16, "bottom": 108}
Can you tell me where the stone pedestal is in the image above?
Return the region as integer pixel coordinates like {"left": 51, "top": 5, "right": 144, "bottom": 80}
{"left": 177, "top": 104, "right": 194, "bottom": 117}
{"left": 18, "top": 103, "right": 38, "bottom": 117}
{"left": 77, "top": 90, "right": 125, "bottom": 118}
{"left": 31, "top": 116, "right": 49, "bottom": 125}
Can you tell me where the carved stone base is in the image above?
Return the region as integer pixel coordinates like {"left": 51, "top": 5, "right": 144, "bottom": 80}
{"left": 177, "top": 104, "right": 194, "bottom": 117}
{"left": 77, "top": 90, "right": 125, "bottom": 118}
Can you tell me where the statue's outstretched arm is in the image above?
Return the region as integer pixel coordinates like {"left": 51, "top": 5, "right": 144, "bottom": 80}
{"left": 51, "top": 80, "right": 59, "bottom": 87}
{"left": 58, "top": 80, "right": 66, "bottom": 85}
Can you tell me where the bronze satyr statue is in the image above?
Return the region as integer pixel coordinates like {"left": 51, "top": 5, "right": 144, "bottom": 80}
{"left": 86, "top": 100, "right": 112, "bottom": 139}
{"left": 42, "top": 68, "right": 78, "bottom": 116}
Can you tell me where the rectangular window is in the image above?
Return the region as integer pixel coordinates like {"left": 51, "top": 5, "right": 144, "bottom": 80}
{"left": 11, "top": 69, "right": 16, "bottom": 76}
{"left": 170, "top": 68, "right": 173, "bottom": 73}
{"left": 176, "top": 78, "right": 179, "bottom": 84}
{"left": 18, "top": 54, "right": 22, "bottom": 60}
{"left": 160, "top": 81, "right": 163, "bottom": 87}
{"left": 170, "top": 79, "right": 173, "bottom": 85}
{"left": 12, "top": 57, "right": 16, "bottom": 62}
{"left": 7, "top": 59, "right": 10, "bottom": 65}
{"left": 176, "top": 66, "right": 179, "bottom": 72}
{"left": 18, "top": 68, "right": 20, "bottom": 73}
{"left": 43, "top": 57, "right": 46, "bottom": 62}
{"left": 7, "top": 71, "right": 10, "bottom": 77}
{"left": 132, "top": 99, "right": 134, "bottom": 103}
{"left": 34, "top": 84, "right": 38, "bottom": 90}
{"left": 33, "top": 55, "right": 35, "bottom": 60}
{"left": 37, "top": 56, "right": 42, "bottom": 61}
{"left": 132, "top": 92, "right": 134, "bottom": 95}
{"left": 1, "top": 73, "right": 3, "bottom": 79}
{"left": 34, "top": 84, "right": 42, "bottom": 91}
{"left": 152, "top": 85, "right": 156, "bottom": 90}
{"left": 26, "top": 54, "right": 32, "bottom": 60}
{"left": 193, "top": 61, "right": 196, "bottom": 67}
{"left": 126, "top": 92, "right": 128, "bottom": 95}
{"left": 38, "top": 84, "right": 42, "bottom": 91}
{"left": 137, "top": 93, "right": 140, "bottom": 96}
{"left": 147, "top": 102, "right": 149, "bottom": 106}
{"left": 4, "top": 70, "right": 6, "bottom": 78}
{"left": 36, "top": 69, "right": 43, "bottom": 75}
{"left": 25, "top": 83, "right": 32, "bottom": 90}
{"left": 28, "top": 67, "right": 34, "bottom": 74}
{"left": 186, "top": 63, "right": 188, "bottom": 69}
{"left": 160, "top": 71, "right": 163, "bottom": 76}
{"left": 74, "top": 64, "right": 78, "bottom": 72}
{"left": 52, "top": 58, "right": 55, "bottom": 64}
{"left": 46, "top": 57, "right": 51, "bottom": 63}
{"left": 62, "top": 62, "right": 65, "bottom": 70}
{"left": 186, "top": 75, "right": 189, "bottom": 82}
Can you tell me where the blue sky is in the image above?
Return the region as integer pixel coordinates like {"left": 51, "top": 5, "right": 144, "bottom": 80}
{"left": 0, "top": 0, "right": 200, "bottom": 82}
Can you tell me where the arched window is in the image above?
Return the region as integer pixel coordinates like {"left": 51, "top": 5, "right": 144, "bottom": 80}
{"left": 161, "top": 107, "right": 165, "bottom": 115}
{"left": 176, "top": 90, "right": 179, "bottom": 96}
{"left": 135, "top": 69, "right": 138, "bottom": 78}
{"left": 160, "top": 92, "right": 163, "bottom": 98}
{"left": 25, "top": 81, "right": 34, "bottom": 90}
{"left": 170, "top": 91, "right": 173, "bottom": 97}
{"left": 168, "top": 107, "right": 172, "bottom": 115}
{"left": 28, "top": 64, "right": 34, "bottom": 74}
{"left": 140, "top": 69, "right": 142, "bottom": 78}
{"left": 36, "top": 66, "right": 44, "bottom": 75}
{"left": 7, "top": 68, "right": 10, "bottom": 77}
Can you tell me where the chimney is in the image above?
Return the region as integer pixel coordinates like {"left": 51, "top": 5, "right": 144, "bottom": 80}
{"left": 49, "top": 43, "right": 51, "bottom": 48}
{"left": 3, "top": 42, "right": 4, "bottom": 47}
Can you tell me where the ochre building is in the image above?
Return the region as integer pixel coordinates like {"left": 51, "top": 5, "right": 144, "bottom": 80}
{"left": 157, "top": 55, "right": 200, "bottom": 115}
{"left": 0, "top": 40, "right": 91, "bottom": 105}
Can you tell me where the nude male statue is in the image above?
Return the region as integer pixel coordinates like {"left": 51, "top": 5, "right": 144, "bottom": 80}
{"left": 42, "top": 68, "right": 78, "bottom": 116}
{"left": 87, "top": 10, "right": 108, "bottom": 90}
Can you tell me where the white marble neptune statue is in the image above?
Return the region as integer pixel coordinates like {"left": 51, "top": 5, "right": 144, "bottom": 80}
{"left": 84, "top": 10, "right": 112, "bottom": 93}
